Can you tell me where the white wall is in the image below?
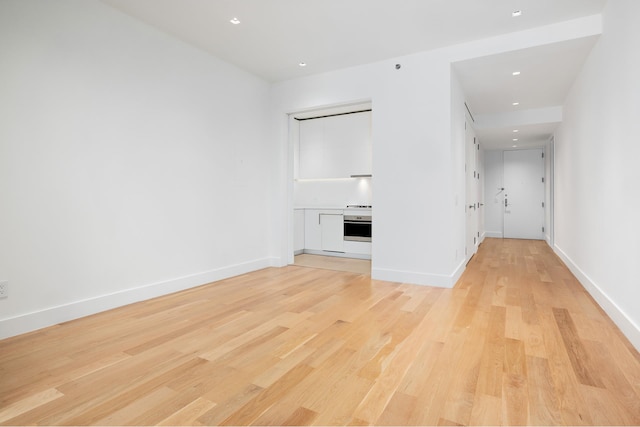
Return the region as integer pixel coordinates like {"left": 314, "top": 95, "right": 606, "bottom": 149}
{"left": 553, "top": 0, "right": 640, "bottom": 349}
{"left": 0, "top": 0, "right": 275, "bottom": 338}
{"left": 450, "top": 71, "right": 467, "bottom": 270}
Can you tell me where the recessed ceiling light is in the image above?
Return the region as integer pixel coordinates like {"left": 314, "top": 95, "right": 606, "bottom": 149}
{"left": 513, "top": 129, "right": 519, "bottom": 133}
{"left": 512, "top": 102, "right": 520, "bottom": 106}
{"left": 512, "top": 71, "right": 521, "bottom": 76}
{"left": 298, "top": 62, "right": 307, "bottom": 67}
{"left": 512, "top": 145, "right": 518, "bottom": 147}
{"left": 513, "top": 138, "right": 518, "bottom": 141}
{"left": 512, "top": 10, "right": 522, "bottom": 17}
{"left": 230, "top": 17, "right": 240, "bottom": 25}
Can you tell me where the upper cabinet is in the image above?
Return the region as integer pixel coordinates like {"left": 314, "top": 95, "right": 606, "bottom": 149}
{"left": 298, "top": 111, "right": 372, "bottom": 179}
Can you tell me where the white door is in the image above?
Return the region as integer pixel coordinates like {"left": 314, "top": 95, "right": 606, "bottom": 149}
{"left": 503, "top": 149, "right": 544, "bottom": 239}
{"left": 465, "top": 121, "right": 479, "bottom": 261}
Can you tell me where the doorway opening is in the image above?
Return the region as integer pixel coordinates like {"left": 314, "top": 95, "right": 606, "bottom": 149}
{"left": 287, "top": 101, "right": 373, "bottom": 274}
{"left": 465, "top": 113, "right": 481, "bottom": 263}
{"left": 482, "top": 146, "right": 550, "bottom": 242}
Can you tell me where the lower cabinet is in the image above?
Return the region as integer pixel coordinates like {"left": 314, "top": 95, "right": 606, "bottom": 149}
{"left": 343, "top": 240, "right": 372, "bottom": 255}
{"left": 304, "top": 209, "right": 343, "bottom": 252}
{"left": 302, "top": 208, "right": 370, "bottom": 257}
{"left": 303, "top": 210, "right": 321, "bottom": 251}
{"left": 320, "top": 213, "right": 344, "bottom": 252}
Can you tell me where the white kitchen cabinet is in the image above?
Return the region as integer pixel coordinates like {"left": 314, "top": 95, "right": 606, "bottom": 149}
{"left": 304, "top": 209, "right": 322, "bottom": 251}
{"left": 293, "top": 209, "right": 305, "bottom": 254}
{"left": 343, "top": 241, "right": 372, "bottom": 256}
{"left": 320, "top": 213, "right": 344, "bottom": 252}
{"left": 298, "top": 111, "right": 371, "bottom": 179}
{"left": 304, "top": 209, "right": 344, "bottom": 252}
{"left": 298, "top": 119, "right": 325, "bottom": 179}
{"left": 302, "top": 208, "right": 371, "bottom": 257}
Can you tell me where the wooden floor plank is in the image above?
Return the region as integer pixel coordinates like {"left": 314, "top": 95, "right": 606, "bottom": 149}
{"left": 281, "top": 406, "right": 318, "bottom": 426}
{"left": 1, "top": 238, "right": 639, "bottom": 425}
{"left": 0, "top": 388, "right": 64, "bottom": 424}
{"left": 537, "top": 307, "right": 594, "bottom": 425}
{"left": 527, "top": 355, "right": 563, "bottom": 425}
{"left": 157, "top": 397, "right": 217, "bottom": 426}
{"left": 552, "top": 307, "right": 605, "bottom": 388}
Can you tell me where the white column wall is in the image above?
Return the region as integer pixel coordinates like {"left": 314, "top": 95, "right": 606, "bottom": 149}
{"left": 271, "top": 53, "right": 460, "bottom": 287}
{"left": 450, "top": 71, "right": 468, "bottom": 274}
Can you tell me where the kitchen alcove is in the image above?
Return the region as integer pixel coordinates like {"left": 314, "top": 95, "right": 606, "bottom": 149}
{"left": 289, "top": 101, "right": 373, "bottom": 271}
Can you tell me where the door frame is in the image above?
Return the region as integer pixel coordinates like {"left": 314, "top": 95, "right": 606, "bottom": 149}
{"left": 284, "top": 100, "right": 373, "bottom": 266}
{"left": 465, "top": 115, "right": 480, "bottom": 262}
{"left": 548, "top": 137, "right": 555, "bottom": 246}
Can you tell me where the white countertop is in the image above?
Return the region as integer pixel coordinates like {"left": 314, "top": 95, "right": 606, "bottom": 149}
{"left": 294, "top": 206, "right": 371, "bottom": 211}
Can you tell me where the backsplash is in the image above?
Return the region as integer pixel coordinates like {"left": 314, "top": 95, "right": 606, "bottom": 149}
{"left": 294, "top": 178, "right": 372, "bottom": 207}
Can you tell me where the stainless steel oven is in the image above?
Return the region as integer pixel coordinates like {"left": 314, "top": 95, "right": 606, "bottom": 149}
{"left": 344, "top": 215, "right": 372, "bottom": 242}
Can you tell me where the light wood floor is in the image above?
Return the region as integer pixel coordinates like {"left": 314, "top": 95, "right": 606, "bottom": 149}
{"left": 1, "top": 238, "right": 639, "bottom": 425}
{"left": 294, "top": 254, "right": 371, "bottom": 275}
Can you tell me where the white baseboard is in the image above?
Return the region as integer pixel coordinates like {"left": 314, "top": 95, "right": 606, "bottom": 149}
{"left": 484, "top": 231, "right": 503, "bottom": 238}
{"left": 372, "top": 266, "right": 459, "bottom": 289}
{"left": 302, "top": 249, "right": 371, "bottom": 260}
{"left": 553, "top": 245, "right": 640, "bottom": 351}
{"left": 451, "top": 257, "right": 467, "bottom": 286}
{"left": 0, "top": 257, "right": 277, "bottom": 340}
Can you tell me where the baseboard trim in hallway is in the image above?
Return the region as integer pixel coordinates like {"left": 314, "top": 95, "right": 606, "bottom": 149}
{"left": 553, "top": 244, "right": 640, "bottom": 351}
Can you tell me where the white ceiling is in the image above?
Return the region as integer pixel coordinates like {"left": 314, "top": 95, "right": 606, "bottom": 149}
{"left": 453, "top": 37, "right": 600, "bottom": 116}
{"left": 101, "top": 0, "right": 607, "bottom": 149}
{"left": 453, "top": 35, "right": 600, "bottom": 149}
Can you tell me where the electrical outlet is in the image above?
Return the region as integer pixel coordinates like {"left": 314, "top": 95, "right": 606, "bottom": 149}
{"left": 0, "top": 281, "right": 7, "bottom": 299}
